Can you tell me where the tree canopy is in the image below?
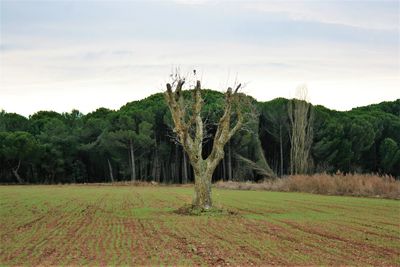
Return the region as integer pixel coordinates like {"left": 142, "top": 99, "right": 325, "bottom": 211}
{"left": 0, "top": 92, "right": 399, "bottom": 184}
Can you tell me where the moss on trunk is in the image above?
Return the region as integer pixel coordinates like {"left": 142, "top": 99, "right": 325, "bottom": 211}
{"left": 193, "top": 174, "right": 212, "bottom": 209}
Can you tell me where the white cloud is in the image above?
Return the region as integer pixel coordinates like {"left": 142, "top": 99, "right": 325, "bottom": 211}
{"left": 176, "top": 0, "right": 400, "bottom": 30}
{"left": 0, "top": 1, "right": 398, "bottom": 116}
{"left": 1, "top": 37, "right": 398, "bottom": 116}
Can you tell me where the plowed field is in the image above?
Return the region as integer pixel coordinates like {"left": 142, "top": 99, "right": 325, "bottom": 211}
{"left": 1, "top": 185, "right": 399, "bottom": 266}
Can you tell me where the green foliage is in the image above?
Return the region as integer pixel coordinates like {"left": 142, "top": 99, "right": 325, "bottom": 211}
{"left": 0, "top": 93, "right": 399, "bottom": 183}
{"left": 379, "top": 138, "right": 400, "bottom": 175}
{"left": 0, "top": 131, "right": 38, "bottom": 162}
{"left": 0, "top": 131, "right": 38, "bottom": 182}
{"left": 0, "top": 112, "right": 29, "bottom": 132}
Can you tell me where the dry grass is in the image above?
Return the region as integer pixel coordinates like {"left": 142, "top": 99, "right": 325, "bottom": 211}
{"left": 215, "top": 173, "right": 400, "bottom": 199}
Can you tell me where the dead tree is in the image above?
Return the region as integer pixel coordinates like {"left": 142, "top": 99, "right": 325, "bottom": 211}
{"left": 288, "top": 85, "right": 314, "bottom": 174}
{"left": 165, "top": 78, "right": 243, "bottom": 209}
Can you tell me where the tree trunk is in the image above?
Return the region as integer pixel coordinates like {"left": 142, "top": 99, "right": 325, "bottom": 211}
{"left": 139, "top": 159, "right": 142, "bottom": 180}
{"left": 129, "top": 139, "right": 136, "bottom": 181}
{"left": 12, "top": 169, "right": 24, "bottom": 184}
{"left": 227, "top": 141, "right": 232, "bottom": 181}
{"left": 30, "top": 164, "right": 36, "bottom": 183}
{"left": 171, "top": 163, "right": 175, "bottom": 184}
{"left": 107, "top": 158, "right": 114, "bottom": 183}
{"left": 182, "top": 149, "right": 188, "bottom": 184}
{"left": 152, "top": 151, "right": 157, "bottom": 182}
{"left": 175, "top": 146, "right": 179, "bottom": 183}
{"left": 12, "top": 160, "right": 24, "bottom": 184}
{"left": 156, "top": 158, "right": 161, "bottom": 183}
{"left": 222, "top": 155, "right": 226, "bottom": 181}
{"left": 141, "top": 159, "right": 147, "bottom": 181}
{"left": 193, "top": 172, "right": 212, "bottom": 209}
{"left": 162, "top": 162, "right": 167, "bottom": 183}
{"left": 279, "top": 125, "right": 283, "bottom": 177}
{"left": 152, "top": 138, "right": 161, "bottom": 182}
{"left": 156, "top": 137, "right": 161, "bottom": 182}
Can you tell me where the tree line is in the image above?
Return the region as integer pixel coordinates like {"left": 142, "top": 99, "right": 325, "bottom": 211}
{"left": 0, "top": 91, "right": 399, "bottom": 184}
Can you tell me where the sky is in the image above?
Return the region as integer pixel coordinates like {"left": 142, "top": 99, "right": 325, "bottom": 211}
{"left": 0, "top": 0, "right": 399, "bottom": 116}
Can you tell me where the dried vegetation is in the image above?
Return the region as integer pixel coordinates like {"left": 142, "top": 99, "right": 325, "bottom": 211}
{"left": 215, "top": 173, "right": 400, "bottom": 199}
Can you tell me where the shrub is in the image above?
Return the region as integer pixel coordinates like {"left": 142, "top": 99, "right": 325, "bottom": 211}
{"left": 215, "top": 173, "right": 400, "bottom": 199}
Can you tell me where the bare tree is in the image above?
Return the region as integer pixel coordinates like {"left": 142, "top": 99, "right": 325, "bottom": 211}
{"left": 165, "top": 76, "right": 243, "bottom": 209}
{"left": 288, "top": 85, "right": 314, "bottom": 174}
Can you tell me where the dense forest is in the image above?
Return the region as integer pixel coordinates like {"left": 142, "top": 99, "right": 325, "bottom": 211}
{"left": 0, "top": 90, "right": 399, "bottom": 184}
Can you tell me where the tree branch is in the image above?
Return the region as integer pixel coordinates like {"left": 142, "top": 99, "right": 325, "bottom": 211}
{"left": 207, "top": 88, "right": 243, "bottom": 170}
{"left": 165, "top": 79, "right": 197, "bottom": 164}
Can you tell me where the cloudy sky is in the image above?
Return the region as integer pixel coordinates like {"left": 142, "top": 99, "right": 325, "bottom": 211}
{"left": 0, "top": 0, "right": 399, "bottom": 116}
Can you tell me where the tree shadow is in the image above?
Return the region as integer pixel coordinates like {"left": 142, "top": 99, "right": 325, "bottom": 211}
{"left": 173, "top": 204, "right": 239, "bottom": 217}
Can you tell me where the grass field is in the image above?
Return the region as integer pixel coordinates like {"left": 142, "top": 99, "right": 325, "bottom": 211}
{"left": 0, "top": 185, "right": 399, "bottom": 266}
